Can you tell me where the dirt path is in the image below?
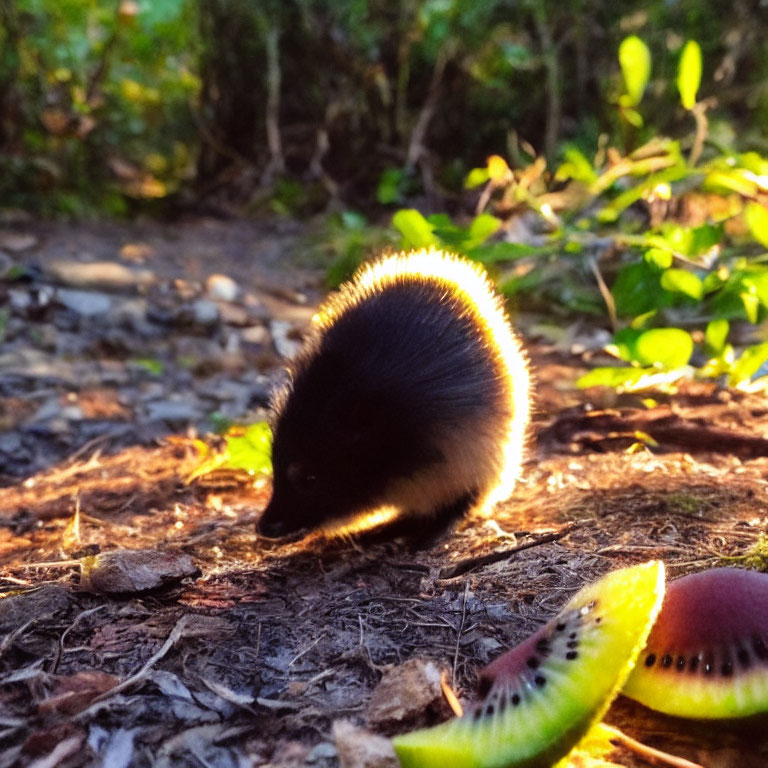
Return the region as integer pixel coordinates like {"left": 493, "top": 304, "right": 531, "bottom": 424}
{"left": 1, "top": 218, "right": 768, "bottom": 767}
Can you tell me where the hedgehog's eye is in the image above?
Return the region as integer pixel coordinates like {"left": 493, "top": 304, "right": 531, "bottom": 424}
{"left": 287, "top": 462, "right": 317, "bottom": 493}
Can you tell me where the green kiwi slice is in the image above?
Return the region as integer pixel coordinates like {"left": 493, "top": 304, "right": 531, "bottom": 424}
{"left": 392, "top": 561, "right": 665, "bottom": 768}
{"left": 622, "top": 566, "right": 768, "bottom": 719}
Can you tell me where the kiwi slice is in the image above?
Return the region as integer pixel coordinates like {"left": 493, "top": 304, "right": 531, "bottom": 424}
{"left": 393, "top": 561, "right": 665, "bottom": 768}
{"left": 622, "top": 566, "right": 768, "bottom": 719}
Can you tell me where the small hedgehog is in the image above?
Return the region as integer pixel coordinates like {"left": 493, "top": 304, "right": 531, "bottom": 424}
{"left": 257, "top": 249, "right": 530, "bottom": 541}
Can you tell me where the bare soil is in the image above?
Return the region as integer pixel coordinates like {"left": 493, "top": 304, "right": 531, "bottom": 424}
{"left": 1, "top": 218, "right": 768, "bottom": 768}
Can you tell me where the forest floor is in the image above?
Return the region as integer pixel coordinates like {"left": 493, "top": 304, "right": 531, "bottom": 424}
{"left": 1, "top": 216, "right": 768, "bottom": 768}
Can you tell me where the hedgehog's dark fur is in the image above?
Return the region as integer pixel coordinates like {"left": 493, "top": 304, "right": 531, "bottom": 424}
{"left": 257, "top": 249, "right": 530, "bottom": 541}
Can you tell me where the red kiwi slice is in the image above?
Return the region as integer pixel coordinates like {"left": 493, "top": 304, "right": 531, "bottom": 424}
{"left": 622, "top": 566, "right": 768, "bottom": 719}
{"left": 393, "top": 561, "right": 665, "bottom": 768}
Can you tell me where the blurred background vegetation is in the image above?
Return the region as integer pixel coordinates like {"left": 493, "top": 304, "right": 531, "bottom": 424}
{"left": 2, "top": 0, "right": 768, "bottom": 389}
{"left": 2, "top": 0, "right": 766, "bottom": 215}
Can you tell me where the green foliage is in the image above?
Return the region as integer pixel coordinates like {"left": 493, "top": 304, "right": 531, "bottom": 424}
{"left": 618, "top": 36, "right": 651, "bottom": 108}
{"left": 188, "top": 422, "right": 273, "bottom": 481}
{"left": 677, "top": 41, "right": 702, "bottom": 111}
{"left": 310, "top": 211, "right": 396, "bottom": 288}
{"left": 0, "top": 0, "right": 198, "bottom": 213}
{"left": 387, "top": 33, "right": 768, "bottom": 395}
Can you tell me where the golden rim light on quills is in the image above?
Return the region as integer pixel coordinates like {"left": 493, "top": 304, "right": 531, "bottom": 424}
{"left": 314, "top": 249, "right": 531, "bottom": 536}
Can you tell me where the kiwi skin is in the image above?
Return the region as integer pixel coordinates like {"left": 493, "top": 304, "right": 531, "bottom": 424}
{"left": 622, "top": 566, "right": 768, "bottom": 719}
{"left": 393, "top": 561, "right": 666, "bottom": 768}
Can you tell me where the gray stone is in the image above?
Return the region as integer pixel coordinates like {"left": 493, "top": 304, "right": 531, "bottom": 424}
{"left": 0, "top": 231, "right": 38, "bottom": 252}
{"left": 144, "top": 399, "right": 203, "bottom": 424}
{"left": 56, "top": 288, "right": 114, "bottom": 317}
{"left": 270, "top": 320, "right": 302, "bottom": 358}
{"left": 191, "top": 299, "right": 220, "bottom": 326}
{"left": 0, "top": 431, "right": 23, "bottom": 453}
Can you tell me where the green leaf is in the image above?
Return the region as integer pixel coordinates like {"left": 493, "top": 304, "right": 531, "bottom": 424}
{"left": 469, "top": 241, "right": 544, "bottom": 264}
{"left": 222, "top": 422, "right": 272, "bottom": 475}
{"left": 577, "top": 366, "right": 655, "bottom": 390}
{"left": 677, "top": 41, "right": 702, "bottom": 110}
{"left": 465, "top": 213, "right": 502, "bottom": 248}
{"left": 612, "top": 327, "right": 643, "bottom": 362}
{"left": 660, "top": 269, "right": 703, "bottom": 300}
{"left": 702, "top": 169, "right": 757, "bottom": 197}
{"left": 392, "top": 209, "right": 439, "bottom": 249}
{"left": 634, "top": 328, "right": 694, "bottom": 368}
{"left": 730, "top": 343, "right": 768, "bottom": 386}
{"left": 377, "top": 168, "right": 405, "bottom": 205}
{"left": 340, "top": 210, "right": 367, "bottom": 231}
{"left": 619, "top": 36, "right": 651, "bottom": 107}
{"left": 745, "top": 202, "right": 768, "bottom": 248}
{"left": 644, "top": 248, "right": 672, "bottom": 269}
{"left": 705, "top": 318, "right": 729, "bottom": 356}
{"left": 555, "top": 146, "right": 598, "bottom": 184}
{"left": 611, "top": 261, "right": 665, "bottom": 317}
{"left": 623, "top": 107, "right": 644, "bottom": 128}
{"left": 464, "top": 167, "right": 490, "bottom": 189}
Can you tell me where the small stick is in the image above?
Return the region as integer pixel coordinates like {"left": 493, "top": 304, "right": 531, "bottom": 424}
{"left": 603, "top": 724, "right": 705, "bottom": 768}
{"left": 452, "top": 579, "right": 470, "bottom": 684}
{"left": 438, "top": 523, "right": 577, "bottom": 580}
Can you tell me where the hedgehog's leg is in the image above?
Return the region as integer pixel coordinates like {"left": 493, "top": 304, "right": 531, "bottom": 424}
{"left": 357, "top": 489, "right": 479, "bottom": 549}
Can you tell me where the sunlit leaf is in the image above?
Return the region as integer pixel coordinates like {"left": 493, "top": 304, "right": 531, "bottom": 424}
{"left": 745, "top": 202, "right": 768, "bottom": 248}
{"left": 187, "top": 422, "right": 272, "bottom": 481}
{"left": 644, "top": 248, "right": 672, "bottom": 269}
{"left": 465, "top": 213, "right": 501, "bottom": 248}
{"left": 705, "top": 318, "right": 729, "bottom": 356}
{"left": 702, "top": 169, "right": 758, "bottom": 196}
{"left": 464, "top": 167, "right": 490, "bottom": 189}
{"left": 634, "top": 328, "right": 694, "bottom": 368}
{"left": 741, "top": 291, "right": 760, "bottom": 323}
{"left": 555, "top": 146, "right": 598, "bottom": 184}
{"left": 730, "top": 343, "right": 768, "bottom": 386}
{"left": 619, "top": 36, "right": 651, "bottom": 107}
{"left": 677, "top": 40, "right": 702, "bottom": 110}
{"left": 487, "top": 154, "right": 511, "bottom": 182}
{"left": 660, "top": 268, "right": 703, "bottom": 300}
{"left": 623, "top": 107, "right": 644, "bottom": 128}
{"left": 392, "top": 209, "right": 439, "bottom": 249}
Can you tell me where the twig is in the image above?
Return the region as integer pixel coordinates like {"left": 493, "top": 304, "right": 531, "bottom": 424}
{"left": 76, "top": 614, "right": 191, "bottom": 718}
{"left": 603, "top": 724, "right": 705, "bottom": 768}
{"left": 52, "top": 605, "right": 108, "bottom": 674}
{"left": 438, "top": 523, "right": 577, "bottom": 580}
{"left": 589, "top": 255, "right": 617, "bottom": 333}
{"left": 452, "top": 579, "right": 470, "bottom": 684}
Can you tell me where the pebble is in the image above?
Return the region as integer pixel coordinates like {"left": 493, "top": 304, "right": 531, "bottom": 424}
{"left": 191, "top": 298, "right": 219, "bottom": 327}
{"left": 0, "top": 231, "right": 38, "bottom": 252}
{"left": 144, "top": 399, "right": 203, "bottom": 424}
{"left": 56, "top": 288, "right": 114, "bottom": 317}
{"left": 270, "top": 320, "right": 302, "bottom": 358}
{"left": 205, "top": 273, "right": 239, "bottom": 302}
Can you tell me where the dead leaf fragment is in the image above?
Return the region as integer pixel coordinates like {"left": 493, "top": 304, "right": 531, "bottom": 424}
{"left": 38, "top": 670, "right": 120, "bottom": 715}
{"left": 366, "top": 658, "right": 449, "bottom": 732}
{"left": 333, "top": 720, "right": 399, "bottom": 768}
{"left": 81, "top": 549, "right": 199, "bottom": 594}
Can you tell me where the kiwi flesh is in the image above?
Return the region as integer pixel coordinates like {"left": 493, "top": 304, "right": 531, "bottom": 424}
{"left": 622, "top": 566, "right": 768, "bottom": 719}
{"left": 392, "top": 561, "right": 665, "bottom": 768}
